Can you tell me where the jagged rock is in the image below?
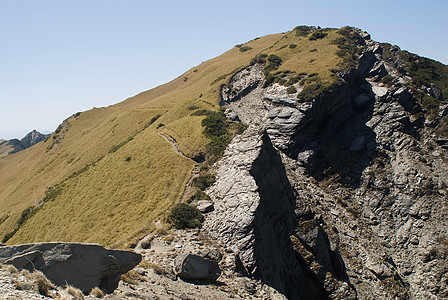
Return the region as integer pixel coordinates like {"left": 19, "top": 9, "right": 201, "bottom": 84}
{"left": 0, "top": 242, "right": 141, "bottom": 293}
{"left": 208, "top": 30, "right": 448, "bottom": 299}
{"left": 197, "top": 200, "right": 214, "bottom": 213}
{"left": 174, "top": 253, "right": 221, "bottom": 281}
{"left": 428, "top": 83, "right": 444, "bottom": 100}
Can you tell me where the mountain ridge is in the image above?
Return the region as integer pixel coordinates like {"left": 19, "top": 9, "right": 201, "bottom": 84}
{"left": 0, "top": 26, "right": 447, "bottom": 299}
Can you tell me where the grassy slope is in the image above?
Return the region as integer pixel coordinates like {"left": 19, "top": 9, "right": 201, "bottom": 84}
{"left": 0, "top": 28, "right": 345, "bottom": 248}
{"left": 0, "top": 141, "right": 14, "bottom": 157}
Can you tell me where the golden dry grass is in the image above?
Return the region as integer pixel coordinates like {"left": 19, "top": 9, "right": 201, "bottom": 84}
{"left": 0, "top": 27, "right": 345, "bottom": 248}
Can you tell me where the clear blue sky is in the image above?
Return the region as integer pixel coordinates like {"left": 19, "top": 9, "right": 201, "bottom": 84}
{"left": 1, "top": 0, "right": 447, "bottom": 139}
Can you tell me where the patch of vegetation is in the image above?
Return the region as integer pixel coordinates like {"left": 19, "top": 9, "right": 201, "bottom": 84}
{"left": 297, "top": 75, "right": 334, "bottom": 101}
{"left": 332, "top": 26, "right": 361, "bottom": 70}
{"left": 109, "top": 137, "right": 133, "bottom": 153}
{"left": 235, "top": 44, "right": 252, "bottom": 52}
{"left": 278, "top": 44, "right": 288, "bottom": 51}
{"left": 262, "top": 55, "right": 284, "bottom": 87}
{"left": 287, "top": 86, "right": 297, "bottom": 94}
{"left": 167, "top": 203, "right": 204, "bottom": 229}
{"left": 250, "top": 53, "right": 268, "bottom": 65}
{"left": 264, "top": 54, "right": 283, "bottom": 72}
{"left": 309, "top": 30, "right": 328, "bottom": 40}
{"left": 193, "top": 173, "right": 216, "bottom": 190}
{"left": 421, "top": 95, "right": 440, "bottom": 121}
{"left": 381, "top": 75, "right": 394, "bottom": 86}
{"left": 125, "top": 156, "right": 132, "bottom": 162}
{"left": 156, "top": 123, "right": 165, "bottom": 129}
{"left": 187, "top": 105, "right": 199, "bottom": 111}
{"left": 149, "top": 114, "right": 162, "bottom": 125}
{"left": 289, "top": 44, "right": 297, "bottom": 49}
{"left": 188, "top": 189, "right": 211, "bottom": 203}
{"left": 294, "top": 25, "right": 312, "bottom": 37}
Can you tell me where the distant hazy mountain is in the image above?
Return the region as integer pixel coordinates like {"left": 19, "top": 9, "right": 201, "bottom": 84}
{"left": 0, "top": 130, "right": 49, "bottom": 156}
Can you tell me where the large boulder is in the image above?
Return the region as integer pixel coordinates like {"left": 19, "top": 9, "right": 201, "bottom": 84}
{"left": 174, "top": 253, "right": 221, "bottom": 281}
{"left": 0, "top": 242, "right": 141, "bottom": 293}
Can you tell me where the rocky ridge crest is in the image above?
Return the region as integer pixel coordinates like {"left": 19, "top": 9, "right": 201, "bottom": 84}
{"left": 203, "top": 27, "right": 448, "bottom": 299}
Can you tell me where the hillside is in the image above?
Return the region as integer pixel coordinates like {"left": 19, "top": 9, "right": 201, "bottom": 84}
{"left": 0, "top": 31, "right": 287, "bottom": 246}
{"left": 1, "top": 26, "right": 448, "bottom": 299}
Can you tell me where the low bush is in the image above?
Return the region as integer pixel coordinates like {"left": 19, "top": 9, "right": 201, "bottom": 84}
{"left": 294, "top": 25, "right": 311, "bottom": 37}
{"left": 201, "top": 112, "right": 227, "bottom": 138}
{"left": 287, "top": 86, "right": 297, "bottom": 94}
{"left": 193, "top": 173, "right": 216, "bottom": 190}
{"left": 289, "top": 44, "right": 297, "bottom": 49}
{"left": 309, "top": 31, "right": 328, "bottom": 40}
{"left": 250, "top": 53, "right": 268, "bottom": 65}
{"left": 167, "top": 203, "right": 204, "bottom": 229}
{"left": 381, "top": 75, "right": 394, "bottom": 86}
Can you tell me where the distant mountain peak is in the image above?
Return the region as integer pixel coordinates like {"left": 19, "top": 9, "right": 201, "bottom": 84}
{"left": 0, "top": 129, "right": 49, "bottom": 156}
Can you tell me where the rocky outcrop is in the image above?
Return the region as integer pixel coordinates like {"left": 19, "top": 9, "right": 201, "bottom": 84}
{"left": 205, "top": 127, "right": 352, "bottom": 299}
{"left": 0, "top": 242, "right": 141, "bottom": 293}
{"left": 209, "top": 28, "right": 448, "bottom": 299}
{"left": 174, "top": 253, "right": 221, "bottom": 281}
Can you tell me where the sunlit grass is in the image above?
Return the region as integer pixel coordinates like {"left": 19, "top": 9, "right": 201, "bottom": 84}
{"left": 0, "top": 27, "right": 347, "bottom": 247}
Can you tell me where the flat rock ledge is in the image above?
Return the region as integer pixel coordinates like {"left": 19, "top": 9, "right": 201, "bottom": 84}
{"left": 0, "top": 242, "right": 141, "bottom": 293}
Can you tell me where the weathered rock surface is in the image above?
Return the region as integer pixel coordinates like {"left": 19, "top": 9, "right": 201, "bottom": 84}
{"left": 174, "top": 253, "right": 221, "bottom": 281}
{"left": 210, "top": 28, "right": 448, "bottom": 299}
{"left": 197, "top": 200, "right": 214, "bottom": 213}
{"left": 0, "top": 242, "right": 141, "bottom": 293}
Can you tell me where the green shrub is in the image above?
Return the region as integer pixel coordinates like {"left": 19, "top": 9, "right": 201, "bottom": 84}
{"left": 289, "top": 44, "right": 297, "bottom": 49}
{"left": 156, "top": 123, "right": 165, "bottom": 129}
{"left": 309, "top": 31, "right": 328, "bottom": 40}
{"left": 297, "top": 82, "right": 323, "bottom": 101}
{"left": 238, "top": 45, "right": 252, "bottom": 52}
{"left": 109, "top": 137, "right": 133, "bottom": 153}
{"left": 267, "top": 54, "right": 282, "bottom": 67}
{"left": 167, "top": 203, "right": 204, "bottom": 229}
{"left": 205, "top": 135, "right": 230, "bottom": 159}
{"left": 201, "top": 112, "right": 227, "bottom": 138}
{"left": 193, "top": 173, "right": 216, "bottom": 190}
{"left": 149, "top": 114, "right": 162, "bottom": 125}
{"left": 294, "top": 25, "right": 311, "bottom": 37}
{"left": 381, "top": 75, "right": 394, "bottom": 86}
{"left": 278, "top": 45, "right": 288, "bottom": 51}
{"left": 125, "top": 156, "right": 132, "bottom": 162}
{"left": 263, "top": 73, "right": 276, "bottom": 88}
{"left": 331, "top": 27, "right": 361, "bottom": 69}
{"left": 287, "top": 86, "right": 297, "bottom": 94}
{"left": 250, "top": 53, "right": 268, "bottom": 65}
{"left": 189, "top": 189, "right": 211, "bottom": 203}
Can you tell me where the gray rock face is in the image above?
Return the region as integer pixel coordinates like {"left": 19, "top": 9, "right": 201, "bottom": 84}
{"left": 220, "top": 63, "right": 264, "bottom": 104}
{"left": 196, "top": 200, "right": 214, "bottom": 213}
{"left": 174, "top": 253, "right": 221, "bottom": 281}
{"left": 205, "top": 127, "right": 331, "bottom": 299}
{"left": 0, "top": 242, "right": 141, "bottom": 293}
{"left": 210, "top": 29, "right": 448, "bottom": 299}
